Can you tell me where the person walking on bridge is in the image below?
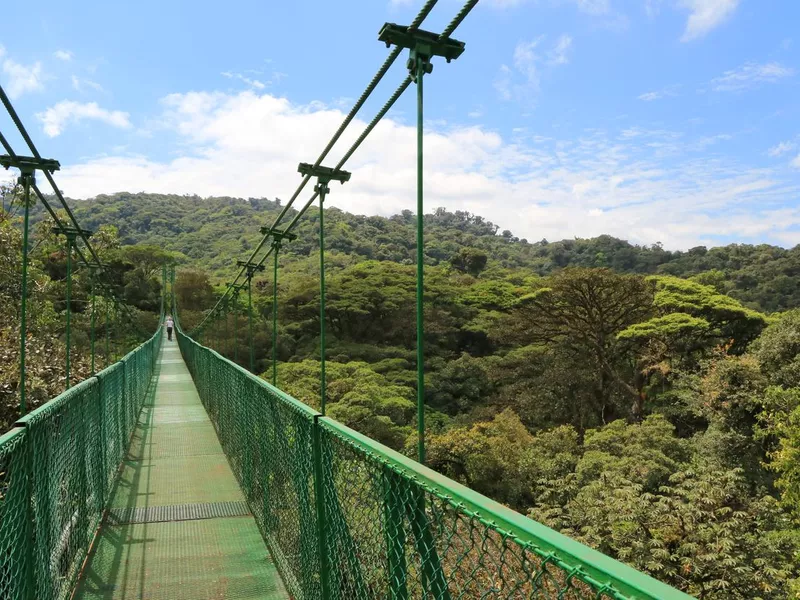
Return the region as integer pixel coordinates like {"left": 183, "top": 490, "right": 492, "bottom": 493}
{"left": 165, "top": 315, "right": 174, "bottom": 341}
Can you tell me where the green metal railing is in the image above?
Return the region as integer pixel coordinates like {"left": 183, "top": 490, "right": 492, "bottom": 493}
{"left": 176, "top": 325, "right": 692, "bottom": 600}
{"left": 0, "top": 328, "right": 162, "bottom": 600}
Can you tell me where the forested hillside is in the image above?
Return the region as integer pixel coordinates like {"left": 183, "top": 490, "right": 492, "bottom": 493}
{"left": 17, "top": 191, "right": 800, "bottom": 596}
{"left": 48, "top": 192, "right": 800, "bottom": 312}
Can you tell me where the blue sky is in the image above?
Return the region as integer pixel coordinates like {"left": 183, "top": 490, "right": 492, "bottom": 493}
{"left": 1, "top": 0, "right": 799, "bottom": 249}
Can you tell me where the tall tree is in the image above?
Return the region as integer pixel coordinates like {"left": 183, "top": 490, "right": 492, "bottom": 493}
{"left": 501, "top": 268, "right": 653, "bottom": 426}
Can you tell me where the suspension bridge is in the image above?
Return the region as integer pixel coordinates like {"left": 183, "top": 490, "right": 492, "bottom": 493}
{"left": 1, "top": 1, "right": 694, "bottom": 598}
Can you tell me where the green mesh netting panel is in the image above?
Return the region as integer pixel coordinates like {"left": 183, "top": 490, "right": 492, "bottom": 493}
{"left": 0, "top": 427, "right": 32, "bottom": 600}
{"left": 176, "top": 325, "right": 691, "bottom": 600}
{"left": 318, "top": 422, "right": 630, "bottom": 599}
{"left": 0, "top": 329, "right": 161, "bottom": 600}
{"left": 178, "top": 332, "right": 321, "bottom": 599}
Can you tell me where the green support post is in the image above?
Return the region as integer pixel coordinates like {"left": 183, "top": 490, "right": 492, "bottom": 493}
{"left": 248, "top": 279, "right": 253, "bottom": 370}
{"left": 171, "top": 266, "right": 176, "bottom": 314}
{"left": 312, "top": 419, "right": 332, "bottom": 599}
{"left": 228, "top": 283, "right": 245, "bottom": 364}
{"left": 90, "top": 266, "right": 97, "bottom": 375}
{"left": 272, "top": 243, "right": 279, "bottom": 386}
{"left": 376, "top": 25, "right": 465, "bottom": 598}
{"left": 318, "top": 188, "right": 327, "bottom": 412}
{"left": 414, "top": 55, "right": 426, "bottom": 464}
{"left": 66, "top": 234, "right": 73, "bottom": 388}
{"left": 213, "top": 310, "right": 218, "bottom": 351}
{"left": 52, "top": 227, "right": 91, "bottom": 389}
{"left": 161, "top": 264, "right": 166, "bottom": 321}
{"left": 259, "top": 228, "right": 296, "bottom": 386}
{"left": 1, "top": 154, "right": 60, "bottom": 416}
{"left": 113, "top": 298, "right": 119, "bottom": 362}
{"left": 233, "top": 291, "right": 239, "bottom": 363}
{"left": 18, "top": 171, "right": 33, "bottom": 415}
{"left": 378, "top": 21, "right": 465, "bottom": 464}
{"left": 105, "top": 292, "right": 110, "bottom": 367}
{"left": 237, "top": 262, "right": 266, "bottom": 373}
{"left": 224, "top": 300, "right": 229, "bottom": 357}
{"left": 297, "top": 163, "right": 351, "bottom": 414}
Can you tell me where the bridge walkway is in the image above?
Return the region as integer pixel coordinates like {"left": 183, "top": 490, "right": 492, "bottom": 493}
{"left": 73, "top": 337, "right": 288, "bottom": 599}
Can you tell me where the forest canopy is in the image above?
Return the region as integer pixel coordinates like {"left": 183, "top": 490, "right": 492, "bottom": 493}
{"left": 8, "top": 190, "right": 800, "bottom": 597}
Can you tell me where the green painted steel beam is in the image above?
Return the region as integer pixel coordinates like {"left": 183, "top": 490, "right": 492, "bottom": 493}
{"left": 0, "top": 153, "right": 60, "bottom": 173}
{"left": 378, "top": 23, "right": 465, "bottom": 63}
{"left": 259, "top": 226, "right": 297, "bottom": 242}
{"left": 297, "top": 162, "right": 351, "bottom": 184}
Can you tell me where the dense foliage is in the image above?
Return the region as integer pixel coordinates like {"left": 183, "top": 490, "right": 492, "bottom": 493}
{"left": 14, "top": 191, "right": 800, "bottom": 596}
{"left": 1, "top": 185, "right": 164, "bottom": 432}
{"left": 45, "top": 192, "right": 800, "bottom": 313}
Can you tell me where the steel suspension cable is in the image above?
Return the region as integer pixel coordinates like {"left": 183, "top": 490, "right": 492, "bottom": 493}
{"left": 3, "top": 86, "right": 150, "bottom": 346}
{"left": 191, "top": 0, "right": 444, "bottom": 333}
{"left": 2, "top": 123, "right": 151, "bottom": 339}
{"left": 0, "top": 87, "right": 101, "bottom": 267}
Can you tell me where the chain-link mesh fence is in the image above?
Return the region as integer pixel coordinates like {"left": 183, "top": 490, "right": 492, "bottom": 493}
{"left": 317, "top": 421, "right": 691, "bottom": 600}
{"left": 178, "top": 330, "right": 322, "bottom": 599}
{"left": 176, "top": 324, "right": 691, "bottom": 600}
{"left": 0, "top": 427, "right": 33, "bottom": 600}
{"left": 0, "top": 328, "right": 161, "bottom": 600}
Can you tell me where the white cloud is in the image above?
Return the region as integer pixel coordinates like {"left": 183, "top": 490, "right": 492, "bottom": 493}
{"left": 489, "top": 0, "right": 609, "bottom": 13}
{"left": 637, "top": 85, "right": 680, "bottom": 101}
{"left": 710, "top": 62, "right": 795, "bottom": 92}
{"left": 497, "top": 35, "right": 572, "bottom": 102}
{"left": 54, "top": 49, "right": 73, "bottom": 61}
{"left": 644, "top": 0, "right": 662, "bottom": 18}
{"left": 513, "top": 37, "right": 544, "bottom": 85}
{"left": 221, "top": 71, "right": 266, "bottom": 90}
{"left": 50, "top": 90, "right": 800, "bottom": 250}
{"left": 792, "top": 155, "right": 800, "bottom": 170}
{"left": 494, "top": 64, "right": 513, "bottom": 101}
{"left": 36, "top": 101, "right": 132, "bottom": 137}
{"left": 72, "top": 75, "right": 105, "bottom": 93}
{"left": 691, "top": 133, "right": 732, "bottom": 151}
{"left": 680, "top": 0, "right": 739, "bottom": 41}
{"left": 2, "top": 56, "right": 44, "bottom": 98}
{"left": 575, "top": 0, "right": 610, "bottom": 14}
{"left": 638, "top": 91, "right": 661, "bottom": 101}
{"left": 769, "top": 141, "right": 796, "bottom": 157}
{"left": 547, "top": 35, "right": 573, "bottom": 65}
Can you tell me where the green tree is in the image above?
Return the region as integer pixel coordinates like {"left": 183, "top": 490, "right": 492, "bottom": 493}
{"left": 536, "top": 468, "right": 798, "bottom": 598}
{"left": 450, "top": 247, "right": 488, "bottom": 276}
{"left": 501, "top": 268, "right": 654, "bottom": 426}
{"left": 175, "top": 269, "right": 215, "bottom": 310}
{"left": 753, "top": 309, "right": 800, "bottom": 389}
{"left": 278, "top": 360, "right": 415, "bottom": 449}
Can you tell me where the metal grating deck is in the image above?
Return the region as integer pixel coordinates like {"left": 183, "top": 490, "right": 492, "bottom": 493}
{"left": 74, "top": 337, "right": 288, "bottom": 600}
{"left": 107, "top": 501, "right": 252, "bottom": 525}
